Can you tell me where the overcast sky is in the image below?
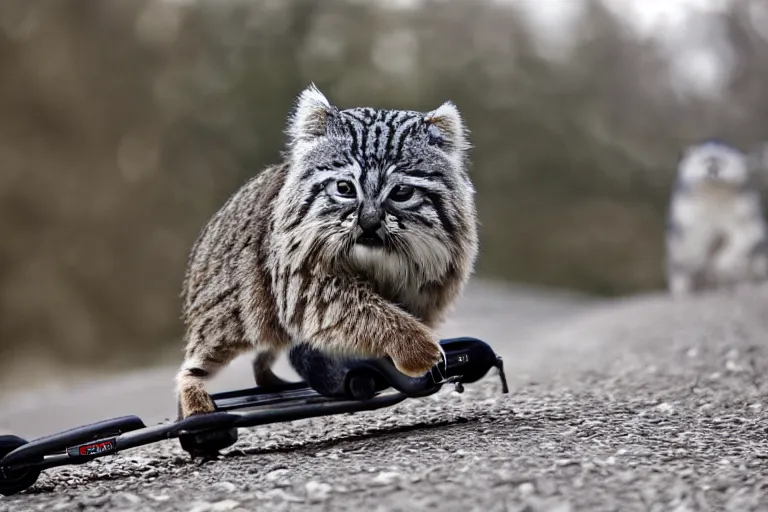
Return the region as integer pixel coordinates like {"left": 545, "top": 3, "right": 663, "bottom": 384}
{"left": 510, "top": 0, "right": 730, "bottom": 32}
{"left": 509, "top": 0, "right": 736, "bottom": 93}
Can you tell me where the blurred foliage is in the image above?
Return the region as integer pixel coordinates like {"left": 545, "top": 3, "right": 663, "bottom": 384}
{"left": 0, "top": 0, "right": 767, "bottom": 372}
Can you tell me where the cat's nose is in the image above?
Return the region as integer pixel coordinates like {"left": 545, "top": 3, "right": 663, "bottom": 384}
{"left": 359, "top": 212, "right": 382, "bottom": 233}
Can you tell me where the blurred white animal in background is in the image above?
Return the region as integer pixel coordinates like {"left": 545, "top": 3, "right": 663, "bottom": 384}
{"left": 665, "top": 139, "right": 768, "bottom": 297}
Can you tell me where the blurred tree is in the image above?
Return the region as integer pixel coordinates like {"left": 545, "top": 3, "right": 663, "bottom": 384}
{"left": 721, "top": 0, "right": 768, "bottom": 147}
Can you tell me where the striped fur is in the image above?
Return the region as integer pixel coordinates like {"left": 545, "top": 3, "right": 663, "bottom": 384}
{"left": 175, "top": 85, "right": 479, "bottom": 419}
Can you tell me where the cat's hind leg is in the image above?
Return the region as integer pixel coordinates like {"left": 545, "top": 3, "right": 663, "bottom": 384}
{"left": 251, "top": 348, "right": 290, "bottom": 388}
{"left": 175, "top": 313, "right": 250, "bottom": 420}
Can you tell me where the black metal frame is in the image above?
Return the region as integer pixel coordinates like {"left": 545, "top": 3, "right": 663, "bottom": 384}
{"left": 0, "top": 336, "right": 508, "bottom": 496}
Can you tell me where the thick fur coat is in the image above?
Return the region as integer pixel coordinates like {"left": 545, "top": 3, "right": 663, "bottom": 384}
{"left": 176, "top": 85, "right": 479, "bottom": 418}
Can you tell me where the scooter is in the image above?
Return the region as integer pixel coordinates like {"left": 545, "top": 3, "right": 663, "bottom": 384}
{"left": 0, "top": 337, "right": 508, "bottom": 496}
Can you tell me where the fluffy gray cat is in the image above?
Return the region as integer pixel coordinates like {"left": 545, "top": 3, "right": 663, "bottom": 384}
{"left": 176, "top": 85, "right": 479, "bottom": 418}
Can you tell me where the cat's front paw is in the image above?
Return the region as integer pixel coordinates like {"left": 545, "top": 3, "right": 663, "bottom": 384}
{"left": 387, "top": 326, "right": 442, "bottom": 378}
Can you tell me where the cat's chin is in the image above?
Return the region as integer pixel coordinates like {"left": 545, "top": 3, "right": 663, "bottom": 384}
{"left": 351, "top": 244, "right": 387, "bottom": 259}
{"left": 349, "top": 244, "right": 404, "bottom": 278}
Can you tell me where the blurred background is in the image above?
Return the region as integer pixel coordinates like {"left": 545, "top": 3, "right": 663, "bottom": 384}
{"left": 1, "top": 0, "right": 767, "bottom": 390}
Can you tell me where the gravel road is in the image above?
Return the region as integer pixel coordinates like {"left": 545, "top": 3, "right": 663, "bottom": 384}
{"left": 3, "top": 279, "right": 768, "bottom": 511}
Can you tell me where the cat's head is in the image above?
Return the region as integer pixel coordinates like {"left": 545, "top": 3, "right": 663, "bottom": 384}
{"left": 273, "top": 84, "right": 477, "bottom": 283}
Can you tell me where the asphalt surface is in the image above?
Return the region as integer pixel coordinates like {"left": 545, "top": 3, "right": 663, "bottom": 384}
{"left": 3, "top": 279, "right": 768, "bottom": 511}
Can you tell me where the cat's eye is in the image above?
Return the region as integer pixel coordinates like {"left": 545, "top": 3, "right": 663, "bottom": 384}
{"left": 335, "top": 180, "right": 356, "bottom": 198}
{"left": 389, "top": 185, "right": 415, "bottom": 202}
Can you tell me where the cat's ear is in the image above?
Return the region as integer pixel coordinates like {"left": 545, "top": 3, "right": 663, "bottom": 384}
{"left": 423, "top": 101, "right": 471, "bottom": 158}
{"left": 286, "top": 84, "right": 337, "bottom": 145}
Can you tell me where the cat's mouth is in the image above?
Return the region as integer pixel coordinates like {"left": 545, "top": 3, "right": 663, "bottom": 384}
{"left": 356, "top": 232, "right": 385, "bottom": 248}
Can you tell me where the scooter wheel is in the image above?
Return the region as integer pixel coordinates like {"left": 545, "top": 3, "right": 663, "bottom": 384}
{"left": 179, "top": 428, "right": 239, "bottom": 459}
{"left": 0, "top": 435, "right": 41, "bottom": 496}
